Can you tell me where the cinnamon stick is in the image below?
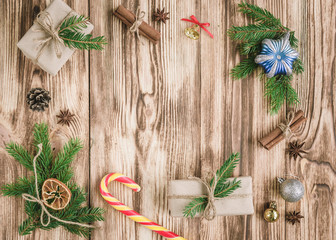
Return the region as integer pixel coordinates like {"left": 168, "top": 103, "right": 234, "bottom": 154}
{"left": 259, "top": 110, "right": 307, "bottom": 150}
{"left": 113, "top": 5, "right": 160, "bottom": 44}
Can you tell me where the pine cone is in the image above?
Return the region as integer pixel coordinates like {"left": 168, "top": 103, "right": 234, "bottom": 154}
{"left": 26, "top": 88, "right": 51, "bottom": 112}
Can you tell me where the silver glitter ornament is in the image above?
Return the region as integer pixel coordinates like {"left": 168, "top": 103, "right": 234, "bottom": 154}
{"left": 278, "top": 177, "right": 304, "bottom": 202}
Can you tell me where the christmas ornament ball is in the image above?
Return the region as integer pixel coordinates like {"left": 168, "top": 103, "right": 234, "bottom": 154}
{"left": 278, "top": 178, "right": 304, "bottom": 202}
{"left": 264, "top": 201, "right": 279, "bottom": 223}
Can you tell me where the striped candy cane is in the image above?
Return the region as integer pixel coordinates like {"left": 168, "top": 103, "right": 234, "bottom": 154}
{"left": 100, "top": 173, "right": 186, "bottom": 240}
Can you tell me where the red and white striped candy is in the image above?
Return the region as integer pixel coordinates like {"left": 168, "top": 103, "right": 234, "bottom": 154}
{"left": 100, "top": 173, "right": 186, "bottom": 240}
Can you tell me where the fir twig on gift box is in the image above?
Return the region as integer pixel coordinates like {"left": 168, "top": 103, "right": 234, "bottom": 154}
{"left": 168, "top": 176, "right": 254, "bottom": 217}
{"left": 17, "top": 0, "right": 96, "bottom": 75}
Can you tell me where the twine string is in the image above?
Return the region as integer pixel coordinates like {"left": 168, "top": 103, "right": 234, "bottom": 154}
{"left": 188, "top": 173, "right": 221, "bottom": 221}
{"left": 21, "top": 143, "right": 94, "bottom": 229}
{"left": 129, "top": 7, "right": 145, "bottom": 41}
{"left": 278, "top": 110, "right": 295, "bottom": 138}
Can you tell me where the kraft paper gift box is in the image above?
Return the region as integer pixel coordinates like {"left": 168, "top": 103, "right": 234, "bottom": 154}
{"left": 168, "top": 176, "right": 254, "bottom": 217}
{"left": 17, "top": 0, "right": 93, "bottom": 76}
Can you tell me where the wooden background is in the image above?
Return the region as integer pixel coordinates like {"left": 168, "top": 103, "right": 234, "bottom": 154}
{"left": 1, "top": 0, "right": 335, "bottom": 239}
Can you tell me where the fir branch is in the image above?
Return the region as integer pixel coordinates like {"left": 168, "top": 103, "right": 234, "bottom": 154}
{"left": 19, "top": 217, "right": 37, "bottom": 235}
{"left": 1, "top": 176, "right": 34, "bottom": 196}
{"left": 293, "top": 58, "right": 304, "bottom": 74}
{"left": 238, "top": 2, "right": 282, "bottom": 27}
{"left": 59, "top": 30, "right": 107, "bottom": 50}
{"left": 230, "top": 55, "right": 258, "bottom": 80}
{"left": 214, "top": 179, "right": 241, "bottom": 198}
{"left": 59, "top": 15, "right": 89, "bottom": 33}
{"left": 183, "top": 197, "right": 208, "bottom": 218}
{"left": 228, "top": 24, "right": 286, "bottom": 43}
{"left": 25, "top": 200, "right": 41, "bottom": 219}
{"left": 62, "top": 224, "right": 92, "bottom": 239}
{"left": 289, "top": 31, "right": 299, "bottom": 48}
{"left": 57, "top": 15, "right": 107, "bottom": 51}
{"left": 56, "top": 168, "right": 74, "bottom": 184}
{"left": 51, "top": 138, "right": 82, "bottom": 179}
{"left": 263, "top": 75, "right": 300, "bottom": 114}
{"left": 33, "top": 123, "right": 53, "bottom": 178}
{"left": 75, "top": 207, "right": 105, "bottom": 223}
{"left": 5, "top": 143, "right": 34, "bottom": 171}
{"left": 239, "top": 41, "right": 261, "bottom": 55}
{"left": 212, "top": 153, "right": 240, "bottom": 186}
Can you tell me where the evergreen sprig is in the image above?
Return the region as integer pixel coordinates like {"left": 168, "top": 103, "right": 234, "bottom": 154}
{"left": 228, "top": 2, "right": 304, "bottom": 114}
{"left": 58, "top": 15, "right": 107, "bottom": 51}
{"left": 183, "top": 153, "right": 241, "bottom": 218}
{"left": 1, "top": 123, "right": 104, "bottom": 238}
{"left": 238, "top": 2, "right": 282, "bottom": 27}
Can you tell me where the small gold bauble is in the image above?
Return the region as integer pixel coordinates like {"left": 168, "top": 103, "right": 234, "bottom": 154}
{"left": 264, "top": 201, "right": 279, "bottom": 223}
{"left": 184, "top": 25, "right": 200, "bottom": 40}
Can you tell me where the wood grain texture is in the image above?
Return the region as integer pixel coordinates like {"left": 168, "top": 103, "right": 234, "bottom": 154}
{"left": 1, "top": 0, "right": 335, "bottom": 239}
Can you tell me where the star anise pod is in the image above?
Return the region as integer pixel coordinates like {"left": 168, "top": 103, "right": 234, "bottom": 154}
{"left": 287, "top": 141, "right": 307, "bottom": 160}
{"left": 286, "top": 211, "right": 304, "bottom": 225}
{"left": 56, "top": 109, "right": 75, "bottom": 126}
{"left": 153, "top": 8, "right": 169, "bottom": 23}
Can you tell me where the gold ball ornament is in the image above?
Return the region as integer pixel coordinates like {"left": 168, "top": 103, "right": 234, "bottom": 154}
{"left": 264, "top": 201, "right": 279, "bottom": 223}
{"left": 184, "top": 25, "right": 200, "bottom": 40}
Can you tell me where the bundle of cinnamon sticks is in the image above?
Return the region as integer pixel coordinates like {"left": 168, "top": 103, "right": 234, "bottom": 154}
{"left": 259, "top": 110, "right": 307, "bottom": 150}
{"left": 113, "top": 5, "right": 160, "bottom": 44}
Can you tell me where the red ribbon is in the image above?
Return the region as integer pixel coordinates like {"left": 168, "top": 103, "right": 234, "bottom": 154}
{"left": 181, "top": 15, "right": 214, "bottom": 39}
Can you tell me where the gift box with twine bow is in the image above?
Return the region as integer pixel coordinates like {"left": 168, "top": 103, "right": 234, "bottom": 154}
{"left": 168, "top": 176, "right": 254, "bottom": 218}
{"left": 17, "top": 0, "right": 93, "bottom": 76}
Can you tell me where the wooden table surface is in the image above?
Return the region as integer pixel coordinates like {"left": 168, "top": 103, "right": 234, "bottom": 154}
{"left": 1, "top": 0, "right": 335, "bottom": 239}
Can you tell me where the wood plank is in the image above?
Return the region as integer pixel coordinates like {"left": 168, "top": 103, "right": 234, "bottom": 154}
{"left": 1, "top": 0, "right": 336, "bottom": 239}
{"left": 0, "top": 0, "right": 90, "bottom": 239}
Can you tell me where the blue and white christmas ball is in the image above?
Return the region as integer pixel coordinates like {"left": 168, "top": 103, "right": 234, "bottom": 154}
{"left": 255, "top": 32, "right": 299, "bottom": 78}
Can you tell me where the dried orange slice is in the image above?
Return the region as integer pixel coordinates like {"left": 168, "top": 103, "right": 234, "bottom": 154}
{"left": 42, "top": 178, "right": 71, "bottom": 210}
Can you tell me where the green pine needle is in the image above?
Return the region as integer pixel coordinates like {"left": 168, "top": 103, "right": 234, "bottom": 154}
{"left": 228, "top": 24, "right": 286, "bottom": 43}
{"left": 5, "top": 144, "right": 34, "bottom": 172}
{"left": 59, "top": 15, "right": 89, "bottom": 33}
{"left": 19, "top": 217, "right": 37, "bottom": 235}
{"left": 228, "top": 2, "right": 304, "bottom": 114}
{"left": 51, "top": 138, "right": 83, "bottom": 178}
{"left": 263, "top": 74, "right": 300, "bottom": 114}
{"left": 1, "top": 123, "right": 104, "bottom": 238}
{"left": 238, "top": 2, "right": 282, "bottom": 27}
{"left": 293, "top": 58, "right": 304, "bottom": 74}
{"left": 214, "top": 178, "right": 241, "bottom": 198}
{"left": 239, "top": 41, "right": 261, "bottom": 55}
{"left": 183, "top": 153, "right": 241, "bottom": 218}
{"left": 33, "top": 123, "right": 53, "bottom": 179}
{"left": 59, "top": 30, "right": 107, "bottom": 50}
{"left": 183, "top": 197, "right": 208, "bottom": 218}
{"left": 230, "top": 55, "right": 258, "bottom": 80}
{"left": 58, "top": 15, "right": 107, "bottom": 51}
{"left": 212, "top": 153, "right": 240, "bottom": 186}
{"left": 1, "top": 177, "right": 34, "bottom": 196}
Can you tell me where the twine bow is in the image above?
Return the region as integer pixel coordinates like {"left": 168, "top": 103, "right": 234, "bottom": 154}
{"left": 130, "top": 7, "right": 145, "bottom": 40}
{"left": 278, "top": 110, "right": 295, "bottom": 138}
{"left": 21, "top": 144, "right": 94, "bottom": 229}
{"left": 33, "top": 11, "right": 71, "bottom": 62}
{"left": 181, "top": 15, "right": 214, "bottom": 38}
{"left": 189, "top": 173, "right": 221, "bottom": 221}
